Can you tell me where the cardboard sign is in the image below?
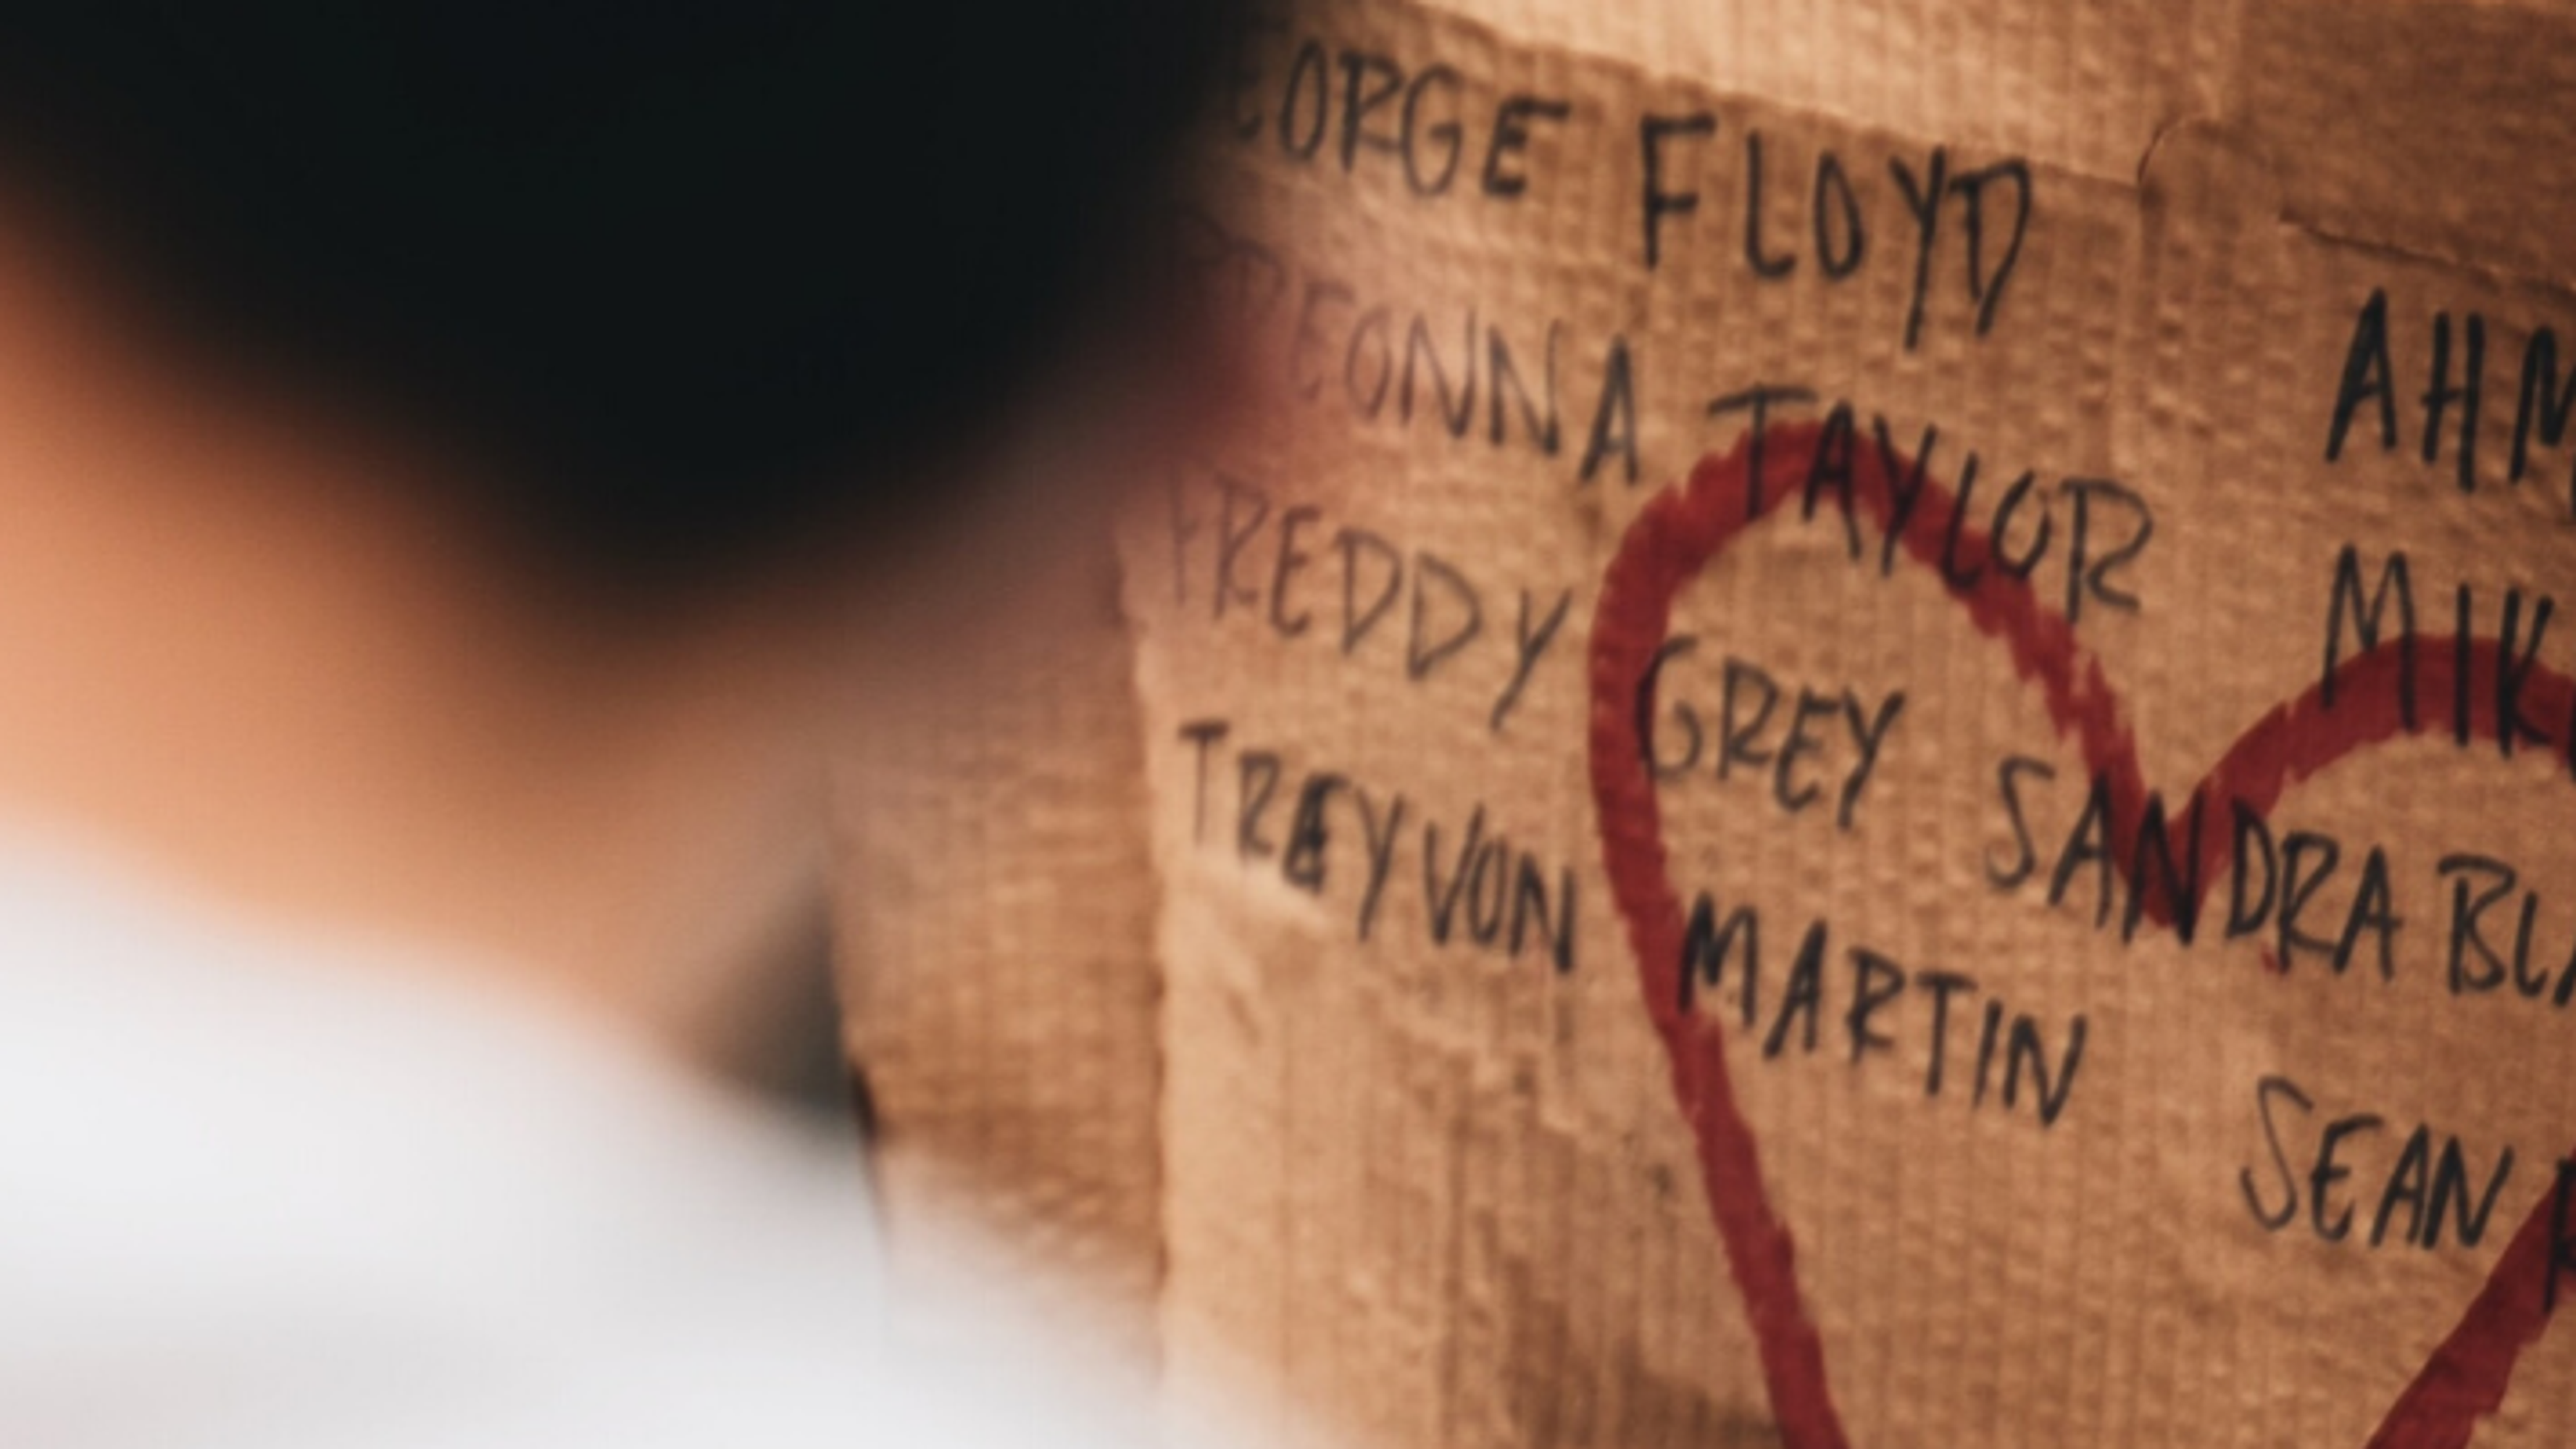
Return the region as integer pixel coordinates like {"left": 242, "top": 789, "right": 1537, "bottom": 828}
{"left": 838, "top": 1, "right": 2576, "bottom": 1442}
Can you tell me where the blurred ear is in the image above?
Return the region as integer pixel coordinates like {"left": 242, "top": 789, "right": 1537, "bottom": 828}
{"left": 821, "top": 272, "right": 1267, "bottom": 697}
{"left": 1126, "top": 252, "right": 1275, "bottom": 473}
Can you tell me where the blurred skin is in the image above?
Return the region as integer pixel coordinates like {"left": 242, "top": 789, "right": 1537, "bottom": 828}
{"left": 0, "top": 174, "right": 1246, "bottom": 1083}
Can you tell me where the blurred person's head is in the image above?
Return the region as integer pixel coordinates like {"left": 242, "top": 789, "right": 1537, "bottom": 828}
{"left": 0, "top": 6, "right": 1239, "bottom": 1072}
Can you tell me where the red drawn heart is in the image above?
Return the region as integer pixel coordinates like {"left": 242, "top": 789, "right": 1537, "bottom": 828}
{"left": 1585, "top": 422, "right": 2576, "bottom": 1449}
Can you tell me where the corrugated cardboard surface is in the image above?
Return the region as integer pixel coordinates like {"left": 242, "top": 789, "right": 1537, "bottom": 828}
{"left": 838, "top": 0, "right": 2576, "bottom": 1442}
{"left": 830, "top": 539, "right": 1164, "bottom": 1361}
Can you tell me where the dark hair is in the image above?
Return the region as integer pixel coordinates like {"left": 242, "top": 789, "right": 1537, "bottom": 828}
{"left": 0, "top": 6, "right": 1232, "bottom": 594}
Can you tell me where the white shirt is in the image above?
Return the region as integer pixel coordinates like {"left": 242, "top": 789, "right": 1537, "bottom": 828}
{"left": 0, "top": 835, "right": 1157, "bottom": 1448}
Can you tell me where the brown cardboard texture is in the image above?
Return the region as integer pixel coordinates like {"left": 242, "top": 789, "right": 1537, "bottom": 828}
{"left": 835, "top": 1, "right": 2576, "bottom": 1443}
